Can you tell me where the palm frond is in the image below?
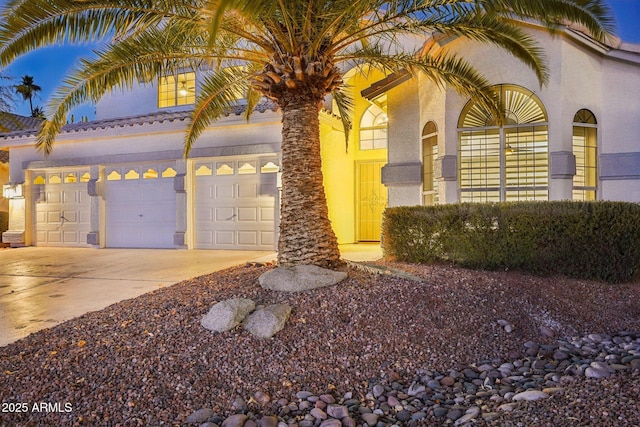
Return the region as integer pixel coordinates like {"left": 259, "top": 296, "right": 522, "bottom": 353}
{"left": 183, "top": 66, "right": 254, "bottom": 156}
{"left": 331, "top": 86, "right": 355, "bottom": 151}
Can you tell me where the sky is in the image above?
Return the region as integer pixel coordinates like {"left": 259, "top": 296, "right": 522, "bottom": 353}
{"left": 1, "top": 0, "right": 639, "bottom": 120}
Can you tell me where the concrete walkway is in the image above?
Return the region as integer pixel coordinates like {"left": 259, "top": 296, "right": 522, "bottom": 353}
{"left": 0, "top": 244, "right": 381, "bottom": 347}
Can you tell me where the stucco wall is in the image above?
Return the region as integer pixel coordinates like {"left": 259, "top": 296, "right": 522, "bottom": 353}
{"left": 386, "top": 23, "right": 640, "bottom": 206}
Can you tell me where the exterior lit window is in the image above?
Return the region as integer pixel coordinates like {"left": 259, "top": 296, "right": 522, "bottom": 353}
{"left": 572, "top": 109, "right": 597, "bottom": 201}
{"left": 458, "top": 84, "right": 549, "bottom": 202}
{"left": 158, "top": 71, "right": 196, "bottom": 108}
{"left": 359, "top": 104, "right": 388, "bottom": 150}
{"left": 422, "top": 121, "right": 439, "bottom": 205}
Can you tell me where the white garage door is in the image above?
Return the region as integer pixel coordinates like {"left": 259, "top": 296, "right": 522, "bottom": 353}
{"left": 32, "top": 170, "right": 91, "bottom": 246}
{"left": 105, "top": 163, "right": 177, "bottom": 248}
{"left": 193, "top": 157, "right": 279, "bottom": 250}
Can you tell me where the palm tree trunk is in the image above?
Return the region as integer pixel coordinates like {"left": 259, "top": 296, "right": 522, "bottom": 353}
{"left": 278, "top": 96, "right": 341, "bottom": 268}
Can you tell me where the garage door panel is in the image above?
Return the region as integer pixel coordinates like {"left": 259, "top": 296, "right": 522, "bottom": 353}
{"left": 46, "top": 211, "right": 60, "bottom": 223}
{"left": 64, "top": 211, "right": 79, "bottom": 222}
{"left": 195, "top": 207, "right": 214, "bottom": 222}
{"left": 237, "top": 207, "right": 257, "bottom": 222}
{"left": 215, "top": 207, "right": 235, "bottom": 222}
{"left": 34, "top": 177, "right": 91, "bottom": 247}
{"left": 261, "top": 231, "right": 275, "bottom": 246}
{"left": 141, "top": 204, "right": 176, "bottom": 222}
{"left": 105, "top": 164, "right": 176, "bottom": 248}
{"left": 260, "top": 207, "right": 275, "bottom": 222}
{"left": 215, "top": 184, "right": 234, "bottom": 199}
{"left": 238, "top": 183, "right": 257, "bottom": 198}
{"left": 215, "top": 230, "right": 235, "bottom": 245}
{"left": 46, "top": 231, "right": 62, "bottom": 243}
{"left": 47, "top": 191, "right": 62, "bottom": 203}
{"left": 63, "top": 191, "right": 80, "bottom": 204}
{"left": 238, "top": 231, "right": 257, "bottom": 246}
{"left": 63, "top": 231, "right": 80, "bottom": 242}
{"left": 194, "top": 156, "right": 278, "bottom": 250}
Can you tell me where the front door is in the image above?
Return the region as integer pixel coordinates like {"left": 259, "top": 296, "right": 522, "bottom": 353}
{"left": 356, "top": 161, "right": 387, "bottom": 241}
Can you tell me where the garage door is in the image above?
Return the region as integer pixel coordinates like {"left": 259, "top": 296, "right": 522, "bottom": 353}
{"left": 105, "top": 163, "right": 177, "bottom": 248}
{"left": 32, "top": 169, "right": 91, "bottom": 246}
{"left": 193, "top": 157, "right": 279, "bottom": 250}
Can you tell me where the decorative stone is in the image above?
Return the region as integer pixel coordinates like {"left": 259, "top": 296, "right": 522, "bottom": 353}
{"left": 319, "top": 419, "right": 341, "bottom": 427}
{"left": 243, "top": 304, "right": 292, "bottom": 339}
{"left": 372, "top": 385, "right": 385, "bottom": 398}
{"left": 585, "top": 362, "right": 615, "bottom": 378}
{"left": 233, "top": 397, "right": 248, "bottom": 412}
{"left": 222, "top": 414, "right": 248, "bottom": 427}
{"left": 254, "top": 391, "right": 271, "bottom": 406}
{"left": 258, "top": 417, "right": 278, "bottom": 427}
{"left": 342, "top": 416, "right": 356, "bottom": 427}
{"left": 310, "top": 408, "right": 327, "bottom": 420}
{"left": 201, "top": 298, "right": 256, "bottom": 332}
{"left": 186, "top": 408, "right": 215, "bottom": 424}
{"left": 326, "top": 404, "right": 349, "bottom": 419}
{"left": 512, "top": 390, "right": 549, "bottom": 401}
{"left": 361, "top": 413, "right": 379, "bottom": 425}
{"left": 454, "top": 406, "right": 480, "bottom": 426}
{"left": 258, "top": 265, "right": 347, "bottom": 293}
{"left": 296, "top": 391, "right": 313, "bottom": 400}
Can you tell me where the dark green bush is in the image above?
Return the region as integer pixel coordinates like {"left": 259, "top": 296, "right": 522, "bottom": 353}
{"left": 382, "top": 201, "right": 640, "bottom": 283}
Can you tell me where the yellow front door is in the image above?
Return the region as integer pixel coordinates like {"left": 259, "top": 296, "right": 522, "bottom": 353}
{"left": 357, "top": 161, "right": 387, "bottom": 241}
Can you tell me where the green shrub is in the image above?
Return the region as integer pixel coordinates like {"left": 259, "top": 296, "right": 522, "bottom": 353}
{"left": 382, "top": 201, "right": 640, "bottom": 283}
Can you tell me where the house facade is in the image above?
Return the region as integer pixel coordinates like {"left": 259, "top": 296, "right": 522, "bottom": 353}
{"left": 377, "top": 22, "right": 640, "bottom": 207}
{"left": 1, "top": 21, "right": 639, "bottom": 250}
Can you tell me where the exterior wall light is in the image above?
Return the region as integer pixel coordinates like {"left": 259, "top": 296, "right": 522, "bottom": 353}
{"left": 2, "top": 183, "right": 23, "bottom": 199}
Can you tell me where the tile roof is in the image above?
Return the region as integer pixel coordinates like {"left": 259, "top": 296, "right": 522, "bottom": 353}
{"left": 0, "top": 101, "right": 280, "bottom": 140}
{"left": 0, "top": 112, "right": 43, "bottom": 133}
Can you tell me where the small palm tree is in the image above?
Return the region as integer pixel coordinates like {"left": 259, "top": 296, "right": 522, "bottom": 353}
{"left": 0, "top": 71, "right": 16, "bottom": 112}
{"left": 15, "top": 74, "right": 41, "bottom": 116}
{"left": 0, "top": 0, "right": 614, "bottom": 268}
{"left": 30, "top": 106, "right": 45, "bottom": 119}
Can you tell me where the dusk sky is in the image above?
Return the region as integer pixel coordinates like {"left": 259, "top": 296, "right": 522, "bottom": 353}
{"left": 1, "top": 0, "right": 639, "bottom": 120}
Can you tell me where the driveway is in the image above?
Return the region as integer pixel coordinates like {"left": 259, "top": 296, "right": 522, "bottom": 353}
{"left": 0, "top": 247, "right": 275, "bottom": 347}
{"left": 0, "top": 244, "right": 381, "bottom": 347}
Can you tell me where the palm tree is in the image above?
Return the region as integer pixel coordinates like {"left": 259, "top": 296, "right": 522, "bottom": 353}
{"left": 15, "top": 74, "right": 41, "bottom": 116}
{"left": 0, "top": 71, "right": 16, "bottom": 112}
{"left": 0, "top": 0, "right": 614, "bottom": 268}
{"left": 30, "top": 105, "right": 45, "bottom": 119}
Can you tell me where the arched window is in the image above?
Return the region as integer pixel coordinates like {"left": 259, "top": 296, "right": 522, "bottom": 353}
{"left": 422, "top": 121, "right": 438, "bottom": 205}
{"left": 572, "top": 109, "right": 597, "bottom": 201}
{"left": 458, "top": 84, "right": 549, "bottom": 202}
{"left": 359, "top": 104, "right": 388, "bottom": 150}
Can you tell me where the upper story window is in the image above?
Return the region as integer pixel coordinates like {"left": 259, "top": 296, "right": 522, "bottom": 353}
{"left": 458, "top": 84, "right": 549, "bottom": 202}
{"left": 359, "top": 104, "right": 388, "bottom": 150}
{"left": 572, "top": 109, "right": 598, "bottom": 201}
{"left": 158, "top": 71, "right": 196, "bottom": 108}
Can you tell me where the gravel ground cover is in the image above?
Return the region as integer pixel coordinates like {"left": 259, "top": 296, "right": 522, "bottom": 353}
{"left": 1, "top": 261, "right": 639, "bottom": 426}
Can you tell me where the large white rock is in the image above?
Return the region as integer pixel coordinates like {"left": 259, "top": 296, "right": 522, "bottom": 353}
{"left": 512, "top": 390, "right": 549, "bottom": 401}
{"left": 201, "top": 298, "right": 256, "bottom": 332}
{"left": 243, "top": 304, "right": 292, "bottom": 339}
{"left": 258, "top": 265, "right": 347, "bottom": 293}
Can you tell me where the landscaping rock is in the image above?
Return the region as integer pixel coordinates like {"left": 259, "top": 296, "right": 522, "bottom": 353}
{"left": 258, "top": 265, "right": 347, "bottom": 293}
{"left": 201, "top": 298, "right": 255, "bottom": 332}
{"left": 243, "top": 304, "right": 292, "bottom": 339}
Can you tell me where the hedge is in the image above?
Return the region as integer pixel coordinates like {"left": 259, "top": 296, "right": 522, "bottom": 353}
{"left": 381, "top": 201, "right": 640, "bottom": 283}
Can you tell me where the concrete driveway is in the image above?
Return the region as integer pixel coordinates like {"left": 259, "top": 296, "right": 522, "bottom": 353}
{"left": 0, "top": 244, "right": 381, "bottom": 347}
{"left": 0, "top": 247, "right": 275, "bottom": 347}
